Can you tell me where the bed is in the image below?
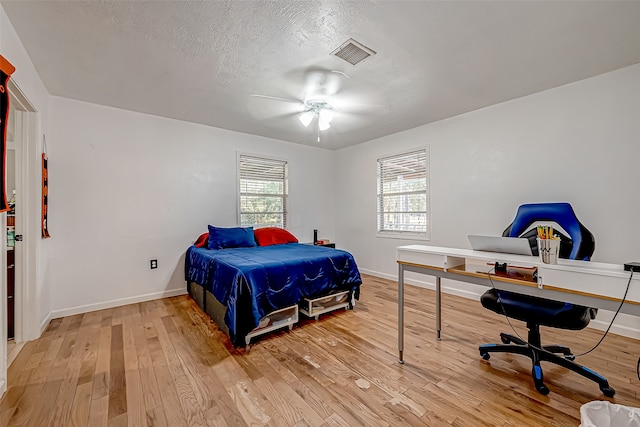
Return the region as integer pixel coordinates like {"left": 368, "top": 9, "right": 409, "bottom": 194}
{"left": 185, "top": 230, "right": 362, "bottom": 347}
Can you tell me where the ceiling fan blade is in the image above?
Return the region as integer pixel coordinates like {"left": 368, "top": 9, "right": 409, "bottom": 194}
{"left": 327, "top": 110, "right": 375, "bottom": 132}
{"left": 332, "top": 100, "right": 390, "bottom": 116}
{"left": 328, "top": 84, "right": 391, "bottom": 115}
{"left": 250, "top": 94, "right": 302, "bottom": 104}
{"left": 273, "top": 66, "right": 349, "bottom": 101}
{"left": 303, "top": 68, "right": 351, "bottom": 99}
{"left": 247, "top": 95, "right": 304, "bottom": 121}
{"left": 266, "top": 111, "right": 302, "bottom": 122}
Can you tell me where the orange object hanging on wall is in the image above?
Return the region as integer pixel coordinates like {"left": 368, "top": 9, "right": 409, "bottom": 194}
{"left": 42, "top": 150, "right": 50, "bottom": 238}
{"left": 0, "top": 55, "right": 16, "bottom": 213}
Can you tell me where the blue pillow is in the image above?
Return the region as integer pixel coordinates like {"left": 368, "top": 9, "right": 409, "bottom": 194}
{"left": 207, "top": 225, "right": 256, "bottom": 249}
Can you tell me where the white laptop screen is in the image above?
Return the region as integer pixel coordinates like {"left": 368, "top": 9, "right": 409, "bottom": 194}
{"left": 467, "top": 235, "right": 533, "bottom": 256}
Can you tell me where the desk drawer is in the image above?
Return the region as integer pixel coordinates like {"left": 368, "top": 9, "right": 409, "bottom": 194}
{"left": 398, "top": 251, "right": 446, "bottom": 268}
{"left": 540, "top": 267, "right": 640, "bottom": 304}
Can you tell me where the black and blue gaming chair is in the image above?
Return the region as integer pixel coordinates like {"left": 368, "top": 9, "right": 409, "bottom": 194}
{"left": 478, "top": 203, "right": 615, "bottom": 397}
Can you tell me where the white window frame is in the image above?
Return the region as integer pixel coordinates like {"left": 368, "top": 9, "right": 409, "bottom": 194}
{"left": 237, "top": 152, "right": 288, "bottom": 229}
{"left": 376, "top": 147, "right": 430, "bottom": 240}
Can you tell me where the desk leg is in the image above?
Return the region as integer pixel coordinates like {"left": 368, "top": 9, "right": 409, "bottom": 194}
{"left": 398, "top": 263, "right": 404, "bottom": 364}
{"left": 436, "top": 276, "right": 441, "bottom": 341}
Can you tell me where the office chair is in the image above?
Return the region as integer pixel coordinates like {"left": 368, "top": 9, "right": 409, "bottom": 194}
{"left": 478, "top": 203, "right": 615, "bottom": 397}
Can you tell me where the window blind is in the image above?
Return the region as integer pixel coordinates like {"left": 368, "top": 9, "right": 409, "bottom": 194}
{"left": 377, "top": 149, "right": 428, "bottom": 235}
{"left": 239, "top": 154, "right": 288, "bottom": 229}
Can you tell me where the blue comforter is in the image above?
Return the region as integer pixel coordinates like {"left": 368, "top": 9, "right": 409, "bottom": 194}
{"left": 185, "top": 243, "right": 362, "bottom": 346}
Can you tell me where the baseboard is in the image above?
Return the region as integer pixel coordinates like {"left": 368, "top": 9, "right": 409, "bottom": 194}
{"left": 359, "top": 268, "right": 482, "bottom": 301}
{"left": 40, "top": 312, "right": 53, "bottom": 335}
{"left": 50, "top": 287, "right": 188, "bottom": 319}
{"left": 589, "top": 319, "right": 640, "bottom": 341}
{"left": 359, "top": 268, "right": 400, "bottom": 283}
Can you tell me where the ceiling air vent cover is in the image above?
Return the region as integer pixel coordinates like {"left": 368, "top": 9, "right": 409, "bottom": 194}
{"left": 331, "top": 38, "right": 376, "bottom": 66}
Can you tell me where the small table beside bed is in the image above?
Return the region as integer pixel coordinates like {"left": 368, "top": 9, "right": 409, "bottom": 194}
{"left": 185, "top": 226, "right": 362, "bottom": 347}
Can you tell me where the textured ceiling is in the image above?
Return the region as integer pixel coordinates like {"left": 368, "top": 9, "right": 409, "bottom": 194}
{"left": 3, "top": 1, "right": 640, "bottom": 150}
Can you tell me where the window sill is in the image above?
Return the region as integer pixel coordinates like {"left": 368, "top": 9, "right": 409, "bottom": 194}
{"left": 376, "top": 232, "right": 430, "bottom": 241}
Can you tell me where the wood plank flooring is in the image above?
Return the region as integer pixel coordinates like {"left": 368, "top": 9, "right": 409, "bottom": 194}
{"left": 2, "top": 274, "right": 639, "bottom": 426}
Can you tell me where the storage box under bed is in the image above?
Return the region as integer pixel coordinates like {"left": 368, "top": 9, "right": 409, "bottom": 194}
{"left": 299, "top": 290, "right": 352, "bottom": 320}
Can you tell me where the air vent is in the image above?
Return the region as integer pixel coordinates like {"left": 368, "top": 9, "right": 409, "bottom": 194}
{"left": 331, "top": 38, "right": 376, "bottom": 66}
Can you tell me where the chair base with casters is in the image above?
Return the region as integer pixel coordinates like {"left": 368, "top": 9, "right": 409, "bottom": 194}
{"left": 479, "top": 288, "right": 615, "bottom": 397}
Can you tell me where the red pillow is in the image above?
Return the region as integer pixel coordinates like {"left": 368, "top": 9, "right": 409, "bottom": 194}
{"left": 194, "top": 232, "right": 209, "bottom": 248}
{"left": 254, "top": 227, "right": 298, "bottom": 246}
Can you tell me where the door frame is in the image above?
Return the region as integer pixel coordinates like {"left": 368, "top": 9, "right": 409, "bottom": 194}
{"left": 8, "top": 80, "right": 38, "bottom": 342}
{"left": 0, "top": 80, "right": 38, "bottom": 395}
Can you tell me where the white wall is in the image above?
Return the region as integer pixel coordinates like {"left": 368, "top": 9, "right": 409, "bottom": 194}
{"left": 335, "top": 63, "right": 640, "bottom": 336}
{"left": 48, "top": 97, "right": 335, "bottom": 316}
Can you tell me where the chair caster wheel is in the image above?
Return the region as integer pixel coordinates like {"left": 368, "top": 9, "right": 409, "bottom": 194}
{"left": 601, "top": 386, "right": 615, "bottom": 398}
{"left": 480, "top": 352, "right": 490, "bottom": 360}
{"left": 536, "top": 384, "right": 550, "bottom": 395}
{"left": 501, "top": 336, "right": 511, "bottom": 344}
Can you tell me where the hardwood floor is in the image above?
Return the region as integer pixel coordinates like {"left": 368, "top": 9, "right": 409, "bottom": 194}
{"left": 6, "top": 340, "right": 23, "bottom": 368}
{"left": 2, "top": 274, "right": 639, "bottom": 426}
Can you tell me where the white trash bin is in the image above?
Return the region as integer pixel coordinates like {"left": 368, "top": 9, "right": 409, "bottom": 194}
{"left": 580, "top": 401, "right": 640, "bottom": 427}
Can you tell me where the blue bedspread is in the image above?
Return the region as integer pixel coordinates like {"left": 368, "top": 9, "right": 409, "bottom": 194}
{"left": 185, "top": 243, "right": 362, "bottom": 346}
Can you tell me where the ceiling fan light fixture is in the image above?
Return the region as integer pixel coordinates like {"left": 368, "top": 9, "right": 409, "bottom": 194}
{"left": 318, "top": 118, "right": 331, "bottom": 131}
{"left": 319, "top": 108, "right": 333, "bottom": 124}
{"left": 318, "top": 108, "right": 333, "bottom": 131}
{"left": 299, "top": 99, "right": 334, "bottom": 131}
{"left": 299, "top": 111, "right": 314, "bottom": 127}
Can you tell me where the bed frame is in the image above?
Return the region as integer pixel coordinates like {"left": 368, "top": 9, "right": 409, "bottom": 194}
{"left": 188, "top": 281, "right": 298, "bottom": 346}
{"left": 188, "top": 281, "right": 355, "bottom": 346}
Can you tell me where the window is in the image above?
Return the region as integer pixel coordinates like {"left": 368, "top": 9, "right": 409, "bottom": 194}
{"left": 377, "top": 148, "right": 429, "bottom": 237}
{"left": 239, "top": 154, "right": 288, "bottom": 229}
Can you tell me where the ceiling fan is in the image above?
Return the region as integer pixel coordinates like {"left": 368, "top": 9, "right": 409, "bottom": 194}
{"left": 249, "top": 68, "right": 388, "bottom": 142}
{"left": 299, "top": 99, "right": 333, "bottom": 129}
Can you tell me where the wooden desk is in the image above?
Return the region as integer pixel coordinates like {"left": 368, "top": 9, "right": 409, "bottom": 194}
{"left": 397, "top": 245, "right": 640, "bottom": 363}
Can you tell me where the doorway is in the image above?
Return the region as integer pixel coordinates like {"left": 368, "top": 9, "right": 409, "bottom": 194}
{"left": 0, "top": 76, "right": 38, "bottom": 396}
{"left": 5, "top": 95, "right": 21, "bottom": 366}
{"left": 6, "top": 96, "right": 16, "bottom": 337}
{"left": 3, "top": 80, "right": 37, "bottom": 374}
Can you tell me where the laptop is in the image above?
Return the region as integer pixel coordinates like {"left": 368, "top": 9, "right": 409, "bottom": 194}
{"left": 467, "top": 235, "right": 533, "bottom": 256}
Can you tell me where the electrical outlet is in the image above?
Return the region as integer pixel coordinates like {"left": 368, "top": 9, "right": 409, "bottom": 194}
{"left": 150, "top": 259, "right": 158, "bottom": 269}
